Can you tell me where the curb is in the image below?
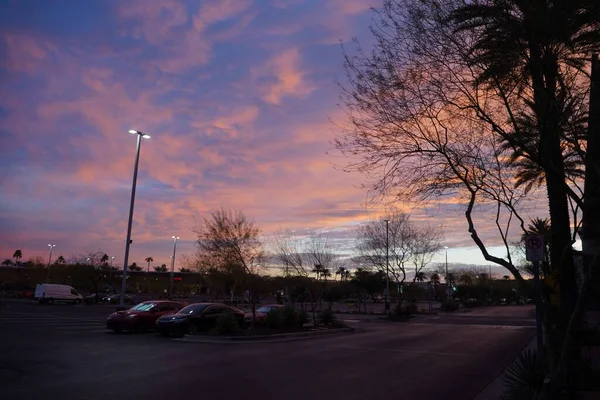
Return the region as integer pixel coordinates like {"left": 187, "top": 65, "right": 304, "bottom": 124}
{"left": 174, "top": 327, "right": 356, "bottom": 343}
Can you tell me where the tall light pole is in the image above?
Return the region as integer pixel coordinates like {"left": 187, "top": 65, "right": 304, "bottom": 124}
{"left": 169, "top": 236, "right": 179, "bottom": 299}
{"left": 120, "top": 129, "right": 150, "bottom": 308}
{"left": 384, "top": 219, "right": 390, "bottom": 314}
{"left": 444, "top": 246, "right": 450, "bottom": 300}
{"left": 46, "top": 244, "right": 56, "bottom": 281}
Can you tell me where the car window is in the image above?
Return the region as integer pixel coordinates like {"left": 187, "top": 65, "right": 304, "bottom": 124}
{"left": 158, "top": 303, "right": 176, "bottom": 312}
{"left": 70, "top": 289, "right": 78, "bottom": 295}
{"left": 130, "top": 302, "right": 156, "bottom": 312}
{"left": 178, "top": 304, "right": 209, "bottom": 315}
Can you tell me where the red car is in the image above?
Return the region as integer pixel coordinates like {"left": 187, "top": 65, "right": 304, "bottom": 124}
{"left": 244, "top": 304, "right": 285, "bottom": 324}
{"left": 106, "top": 300, "right": 187, "bottom": 333}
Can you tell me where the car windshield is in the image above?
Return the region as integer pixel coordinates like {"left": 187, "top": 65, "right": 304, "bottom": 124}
{"left": 178, "top": 304, "right": 209, "bottom": 315}
{"left": 129, "top": 302, "right": 156, "bottom": 312}
{"left": 257, "top": 306, "right": 274, "bottom": 312}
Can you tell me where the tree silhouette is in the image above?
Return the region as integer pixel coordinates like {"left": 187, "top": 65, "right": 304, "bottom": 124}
{"left": 154, "top": 264, "right": 168, "bottom": 272}
{"left": 2, "top": 259, "right": 11, "bottom": 267}
{"left": 145, "top": 256, "right": 154, "bottom": 273}
{"left": 56, "top": 255, "right": 66, "bottom": 265}
{"left": 128, "top": 262, "right": 142, "bottom": 272}
{"left": 100, "top": 254, "right": 109, "bottom": 265}
{"left": 13, "top": 249, "right": 22, "bottom": 265}
{"left": 415, "top": 271, "right": 427, "bottom": 283}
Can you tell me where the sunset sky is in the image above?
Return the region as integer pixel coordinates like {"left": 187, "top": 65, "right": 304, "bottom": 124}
{"left": 0, "top": 0, "right": 549, "bottom": 275}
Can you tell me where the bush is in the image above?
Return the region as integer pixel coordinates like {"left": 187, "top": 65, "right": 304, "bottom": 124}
{"left": 502, "top": 349, "right": 545, "bottom": 399}
{"left": 405, "top": 302, "right": 418, "bottom": 315}
{"left": 320, "top": 309, "right": 336, "bottom": 325}
{"left": 265, "top": 309, "right": 282, "bottom": 329}
{"left": 440, "top": 300, "right": 459, "bottom": 311}
{"left": 297, "top": 309, "right": 309, "bottom": 327}
{"left": 282, "top": 306, "right": 298, "bottom": 328}
{"left": 214, "top": 312, "right": 240, "bottom": 335}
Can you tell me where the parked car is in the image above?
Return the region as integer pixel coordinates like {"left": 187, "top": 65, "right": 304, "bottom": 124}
{"left": 155, "top": 303, "right": 244, "bottom": 337}
{"left": 84, "top": 293, "right": 104, "bottom": 304}
{"left": 106, "top": 301, "right": 187, "bottom": 333}
{"left": 34, "top": 284, "right": 83, "bottom": 305}
{"left": 102, "top": 294, "right": 135, "bottom": 305}
{"left": 244, "top": 304, "right": 285, "bottom": 324}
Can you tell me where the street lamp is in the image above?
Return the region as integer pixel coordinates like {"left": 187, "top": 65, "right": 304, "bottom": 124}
{"left": 169, "top": 236, "right": 180, "bottom": 299}
{"left": 384, "top": 219, "right": 390, "bottom": 314}
{"left": 444, "top": 246, "right": 449, "bottom": 277}
{"left": 46, "top": 244, "right": 56, "bottom": 281}
{"left": 120, "top": 129, "right": 150, "bottom": 308}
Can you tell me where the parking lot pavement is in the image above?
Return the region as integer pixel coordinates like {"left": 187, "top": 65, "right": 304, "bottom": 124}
{"left": 0, "top": 300, "right": 535, "bottom": 400}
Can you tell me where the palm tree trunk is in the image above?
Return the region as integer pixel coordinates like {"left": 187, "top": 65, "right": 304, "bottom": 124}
{"left": 529, "top": 43, "right": 578, "bottom": 371}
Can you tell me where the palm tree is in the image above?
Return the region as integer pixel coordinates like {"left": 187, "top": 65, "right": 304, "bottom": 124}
{"left": 100, "top": 254, "right": 109, "bottom": 265}
{"left": 321, "top": 268, "right": 332, "bottom": 282}
{"left": 13, "top": 249, "right": 22, "bottom": 265}
{"left": 336, "top": 267, "right": 347, "bottom": 281}
{"left": 311, "top": 264, "right": 323, "bottom": 280}
{"left": 430, "top": 273, "right": 440, "bottom": 287}
{"left": 415, "top": 271, "right": 427, "bottom": 283}
{"left": 56, "top": 255, "right": 66, "bottom": 265}
{"left": 128, "top": 262, "right": 142, "bottom": 272}
{"left": 451, "top": 0, "right": 598, "bottom": 330}
{"left": 145, "top": 257, "right": 154, "bottom": 273}
{"left": 2, "top": 259, "right": 12, "bottom": 267}
{"left": 154, "top": 264, "right": 168, "bottom": 272}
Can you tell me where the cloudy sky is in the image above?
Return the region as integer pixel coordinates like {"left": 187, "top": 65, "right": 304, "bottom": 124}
{"left": 0, "top": 0, "right": 548, "bottom": 274}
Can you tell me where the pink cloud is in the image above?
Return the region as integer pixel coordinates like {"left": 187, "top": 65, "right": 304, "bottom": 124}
{"left": 1, "top": 33, "right": 56, "bottom": 74}
{"left": 253, "top": 48, "right": 315, "bottom": 105}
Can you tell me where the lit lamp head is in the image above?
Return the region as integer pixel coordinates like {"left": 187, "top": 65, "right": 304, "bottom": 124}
{"left": 128, "top": 129, "right": 151, "bottom": 139}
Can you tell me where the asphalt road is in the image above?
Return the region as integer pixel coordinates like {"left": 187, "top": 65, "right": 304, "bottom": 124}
{"left": 0, "top": 301, "right": 534, "bottom": 400}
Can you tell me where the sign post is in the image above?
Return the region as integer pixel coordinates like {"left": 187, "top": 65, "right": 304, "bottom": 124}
{"left": 525, "top": 235, "right": 545, "bottom": 353}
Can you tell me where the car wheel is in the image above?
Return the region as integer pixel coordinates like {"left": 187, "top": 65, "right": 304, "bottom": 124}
{"left": 48, "top": 298, "right": 54, "bottom": 305}
{"left": 74, "top": 299, "right": 81, "bottom": 305}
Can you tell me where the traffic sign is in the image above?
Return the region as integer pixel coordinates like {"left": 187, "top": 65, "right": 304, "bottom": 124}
{"left": 525, "top": 235, "right": 545, "bottom": 262}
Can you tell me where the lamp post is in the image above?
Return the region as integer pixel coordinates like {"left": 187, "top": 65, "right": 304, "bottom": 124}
{"left": 169, "top": 236, "right": 179, "bottom": 299}
{"left": 384, "top": 219, "right": 390, "bottom": 314}
{"left": 46, "top": 244, "right": 56, "bottom": 281}
{"left": 444, "top": 246, "right": 450, "bottom": 300}
{"left": 120, "top": 129, "right": 150, "bottom": 308}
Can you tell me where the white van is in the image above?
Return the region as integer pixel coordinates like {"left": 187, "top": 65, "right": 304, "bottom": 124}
{"left": 34, "top": 284, "right": 83, "bottom": 305}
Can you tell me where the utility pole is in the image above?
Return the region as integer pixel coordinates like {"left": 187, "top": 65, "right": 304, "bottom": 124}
{"left": 384, "top": 219, "right": 390, "bottom": 315}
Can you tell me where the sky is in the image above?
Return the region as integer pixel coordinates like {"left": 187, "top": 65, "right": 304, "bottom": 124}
{"left": 0, "top": 0, "right": 550, "bottom": 275}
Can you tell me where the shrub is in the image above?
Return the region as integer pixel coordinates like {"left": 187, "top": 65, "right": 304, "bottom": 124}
{"left": 265, "top": 309, "right": 282, "bottom": 329}
{"left": 405, "top": 302, "right": 418, "bottom": 315}
{"left": 214, "top": 312, "right": 240, "bottom": 335}
{"left": 320, "top": 309, "right": 336, "bottom": 325}
{"left": 440, "top": 300, "right": 459, "bottom": 311}
{"left": 297, "top": 309, "right": 309, "bottom": 327}
{"left": 502, "top": 349, "right": 545, "bottom": 399}
{"left": 282, "top": 306, "right": 298, "bottom": 328}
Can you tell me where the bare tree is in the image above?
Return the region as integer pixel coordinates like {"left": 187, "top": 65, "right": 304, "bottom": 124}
{"left": 193, "top": 208, "right": 265, "bottom": 327}
{"left": 273, "top": 231, "right": 339, "bottom": 324}
{"left": 357, "top": 211, "right": 442, "bottom": 285}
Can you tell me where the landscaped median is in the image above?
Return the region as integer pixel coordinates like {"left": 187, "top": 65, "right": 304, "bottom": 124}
{"left": 174, "top": 307, "right": 356, "bottom": 343}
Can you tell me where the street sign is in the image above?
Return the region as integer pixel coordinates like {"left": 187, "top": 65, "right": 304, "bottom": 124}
{"left": 525, "top": 235, "right": 545, "bottom": 262}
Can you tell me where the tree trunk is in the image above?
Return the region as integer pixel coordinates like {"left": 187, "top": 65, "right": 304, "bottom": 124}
{"left": 583, "top": 54, "right": 600, "bottom": 257}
